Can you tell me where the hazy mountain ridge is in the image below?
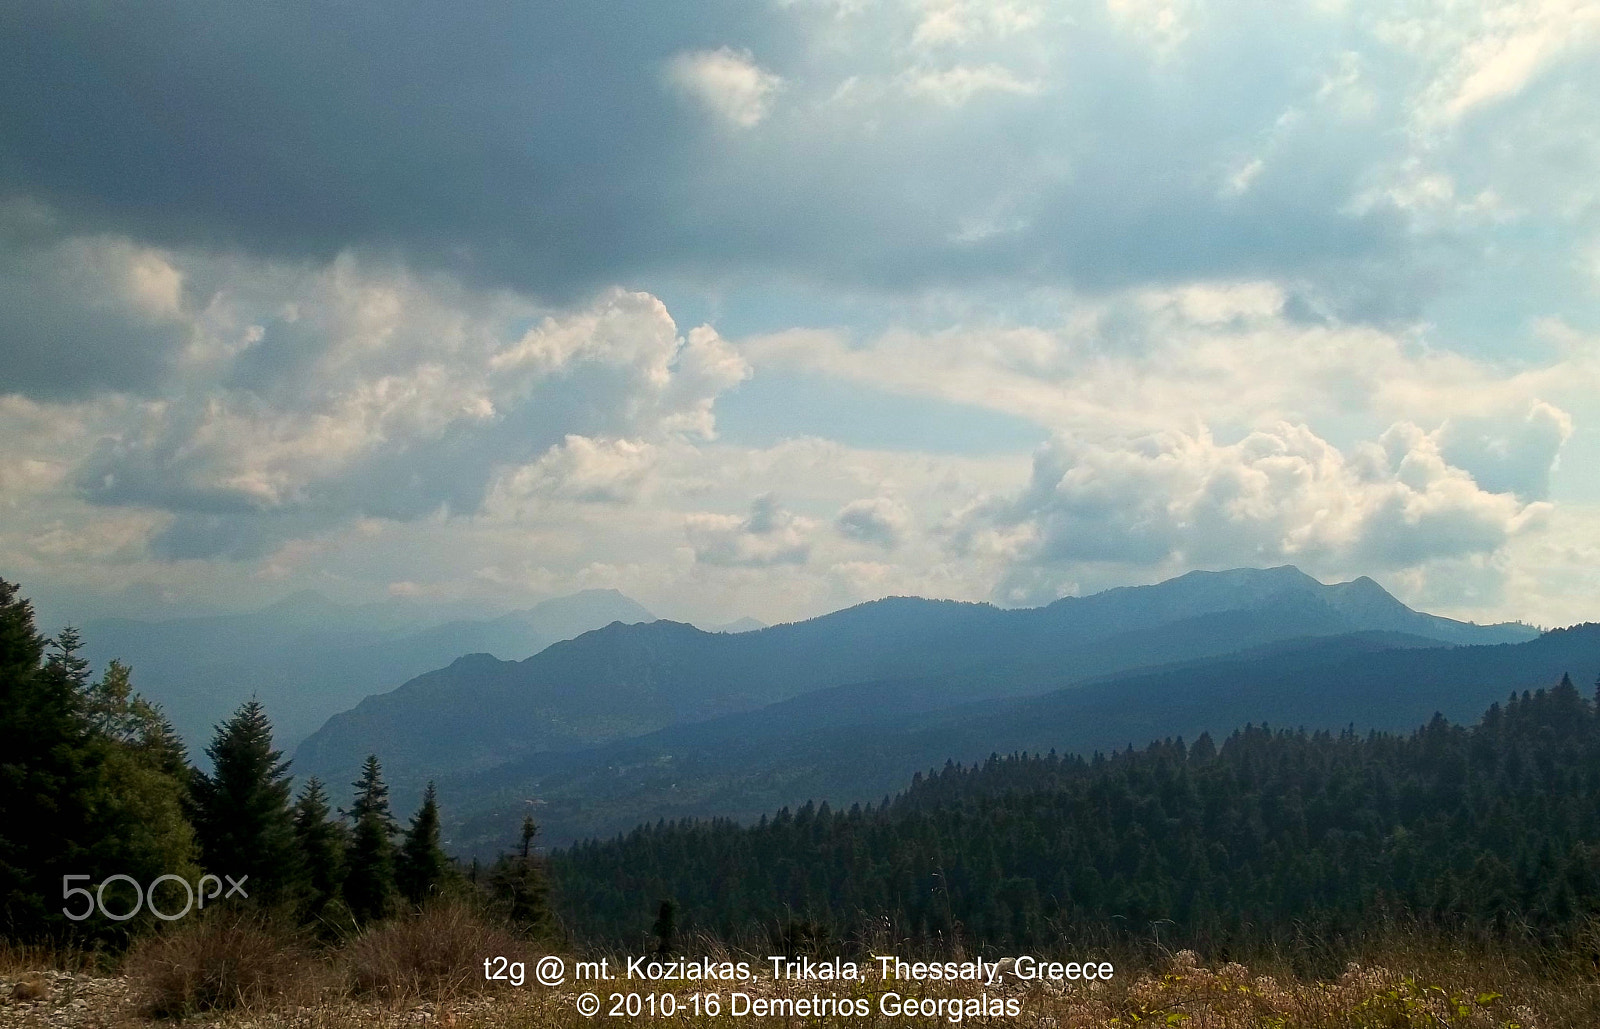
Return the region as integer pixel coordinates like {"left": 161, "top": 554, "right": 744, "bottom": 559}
{"left": 294, "top": 566, "right": 1536, "bottom": 809}
{"left": 78, "top": 588, "right": 656, "bottom": 750}
{"left": 445, "top": 624, "right": 1599, "bottom": 852}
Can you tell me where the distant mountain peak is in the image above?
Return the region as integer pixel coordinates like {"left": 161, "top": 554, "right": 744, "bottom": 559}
{"left": 448, "top": 652, "right": 504, "bottom": 669}
{"left": 265, "top": 588, "right": 341, "bottom": 612}
{"left": 520, "top": 589, "right": 655, "bottom": 624}
{"left": 700, "top": 616, "right": 767, "bottom": 634}
{"left": 1328, "top": 575, "right": 1398, "bottom": 601}
{"left": 293, "top": 563, "right": 1542, "bottom": 801}
{"left": 1175, "top": 565, "right": 1318, "bottom": 587}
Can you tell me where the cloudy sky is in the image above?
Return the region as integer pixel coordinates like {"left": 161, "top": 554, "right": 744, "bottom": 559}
{"left": 2, "top": 0, "right": 1598, "bottom": 629}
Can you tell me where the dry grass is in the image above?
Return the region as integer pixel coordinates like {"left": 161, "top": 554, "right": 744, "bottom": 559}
{"left": 91, "top": 914, "right": 1600, "bottom": 1027}
{"left": 121, "top": 912, "right": 326, "bottom": 1018}
{"left": 343, "top": 902, "right": 523, "bottom": 1004}
{"left": 495, "top": 947, "right": 1600, "bottom": 1029}
{"left": 0, "top": 939, "right": 105, "bottom": 976}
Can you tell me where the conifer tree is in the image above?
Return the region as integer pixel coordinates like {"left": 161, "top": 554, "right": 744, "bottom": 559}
{"left": 652, "top": 900, "right": 676, "bottom": 956}
{"left": 0, "top": 582, "right": 98, "bottom": 938}
{"left": 192, "top": 699, "right": 299, "bottom": 906}
{"left": 83, "top": 659, "right": 198, "bottom": 926}
{"left": 293, "top": 777, "right": 347, "bottom": 921}
{"left": 344, "top": 754, "right": 397, "bottom": 923}
{"left": 490, "top": 814, "right": 551, "bottom": 934}
{"left": 1, "top": 582, "right": 198, "bottom": 941}
{"left": 396, "top": 782, "right": 449, "bottom": 907}
{"left": 520, "top": 815, "right": 538, "bottom": 858}
{"left": 348, "top": 755, "right": 398, "bottom": 828}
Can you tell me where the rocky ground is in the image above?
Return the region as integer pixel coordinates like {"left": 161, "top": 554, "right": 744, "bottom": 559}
{"left": 0, "top": 972, "right": 502, "bottom": 1029}
{"left": 2, "top": 971, "right": 132, "bottom": 1029}
{"left": 0, "top": 955, "right": 1580, "bottom": 1028}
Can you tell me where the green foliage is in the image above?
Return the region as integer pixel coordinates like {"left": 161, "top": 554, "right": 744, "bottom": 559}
{"left": 0, "top": 582, "right": 100, "bottom": 939}
{"left": 82, "top": 660, "right": 200, "bottom": 932}
{"left": 651, "top": 899, "right": 675, "bottom": 956}
{"left": 293, "top": 777, "right": 348, "bottom": 926}
{"left": 0, "top": 579, "right": 196, "bottom": 942}
{"left": 344, "top": 755, "right": 397, "bottom": 924}
{"left": 192, "top": 700, "right": 300, "bottom": 907}
{"left": 395, "top": 782, "right": 449, "bottom": 907}
{"left": 348, "top": 754, "right": 397, "bottom": 831}
{"left": 551, "top": 677, "right": 1600, "bottom": 957}
{"left": 488, "top": 818, "right": 551, "bottom": 935}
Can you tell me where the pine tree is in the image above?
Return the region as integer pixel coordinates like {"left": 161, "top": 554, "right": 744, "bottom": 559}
{"left": 652, "top": 900, "right": 677, "bottom": 955}
{"left": 192, "top": 700, "right": 300, "bottom": 906}
{"left": 490, "top": 815, "right": 551, "bottom": 934}
{"left": 293, "top": 778, "right": 347, "bottom": 922}
{"left": 348, "top": 755, "right": 397, "bottom": 828}
{"left": 344, "top": 755, "right": 396, "bottom": 923}
{"left": 396, "top": 782, "right": 449, "bottom": 907}
{"left": 0, "top": 582, "right": 99, "bottom": 939}
{"left": 1, "top": 583, "right": 199, "bottom": 941}
{"left": 82, "top": 659, "right": 198, "bottom": 930}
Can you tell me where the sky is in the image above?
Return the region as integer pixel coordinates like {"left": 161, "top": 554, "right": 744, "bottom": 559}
{"left": 1, "top": 0, "right": 1598, "bottom": 630}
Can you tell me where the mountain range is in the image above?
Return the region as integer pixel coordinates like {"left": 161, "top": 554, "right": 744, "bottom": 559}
{"left": 287, "top": 565, "right": 1561, "bottom": 850}
{"left": 447, "top": 623, "right": 1598, "bottom": 852}
{"left": 79, "top": 588, "right": 657, "bottom": 749}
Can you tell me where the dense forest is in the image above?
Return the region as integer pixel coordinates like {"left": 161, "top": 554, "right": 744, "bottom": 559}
{"left": 10, "top": 569, "right": 1600, "bottom": 966}
{"left": 0, "top": 579, "right": 544, "bottom": 944}
{"left": 551, "top": 674, "right": 1600, "bottom": 957}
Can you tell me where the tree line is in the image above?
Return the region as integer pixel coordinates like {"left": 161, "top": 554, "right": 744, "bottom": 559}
{"left": 550, "top": 668, "right": 1600, "bottom": 958}
{"left": 0, "top": 579, "right": 547, "bottom": 944}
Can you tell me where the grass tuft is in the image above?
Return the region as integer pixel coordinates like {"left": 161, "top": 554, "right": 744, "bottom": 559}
{"left": 343, "top": 901, "right": 521, "bottom": 1003}
{"left": 122, "top": 911, "right": 321, "bottom": 1018}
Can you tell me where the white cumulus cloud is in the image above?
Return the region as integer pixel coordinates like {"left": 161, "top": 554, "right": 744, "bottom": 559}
{"left": 965, "top": 421, "right": 1550, "bottom": 606}
{"left": 666, "top": 47, "right": 784, "bottom": 128}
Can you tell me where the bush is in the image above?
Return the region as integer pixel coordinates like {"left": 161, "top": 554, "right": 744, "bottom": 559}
{"left": 123, "top": 913, "right": 320, "bottom": 1017}
{"left": 343, "top": 901, "right": 519, "bottom": 1002}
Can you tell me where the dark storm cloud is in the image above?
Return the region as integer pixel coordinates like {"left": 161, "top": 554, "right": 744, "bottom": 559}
{"left": 0, "top": 207, "right": 189, "bottom": 399}
{"left": 0, "top": 0, "right": 1409, "bottom": 306}
{"left": 0, "top": 0, "right": 768, "bottom": 296}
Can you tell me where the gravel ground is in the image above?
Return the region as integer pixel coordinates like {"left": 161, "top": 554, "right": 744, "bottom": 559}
{"left": 1, "top": 971, "right": 133, "bottom": 1029}
{"left": 2, "top": 971, "right": 518, "bottom": 1029}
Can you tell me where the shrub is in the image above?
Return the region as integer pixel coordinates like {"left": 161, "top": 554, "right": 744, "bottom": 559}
{"left": 342, "top": 901, "right": 519, "bottom": 1002}
{"left": 123, "top": 913, "right": 318, "bottom": 1017}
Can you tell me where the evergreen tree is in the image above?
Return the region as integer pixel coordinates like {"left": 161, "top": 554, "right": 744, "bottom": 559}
{"left": 192, "top": 700, "right": 299, "bottom": 906}
{"left": 81, "top": 659, "right": 199, "bottom": 929}
{"left": 344, "top": 755, "right": 396, "bottom": 923}
{"left": 0, "top": 582, "right": 98, "bottom": 939}
{"left": 0, "top": 584, "right": 197, "bottom": 941}
{"left": 293, "top": 777, "right": 347, "bottom": 922}
{"left": 396, "top": 782, "right": 449, "bottom": 907}
{"left": 490, "top": 815, "right": 551, "bottom": 934}
{"left": 349, "top": 754, "right": 397, "bottom": 829}
{"left": 547, "top": 676, "right": 1600, "bottom": 954}
{"left": 652, "top": 900, "right": 677, "bottom": 956}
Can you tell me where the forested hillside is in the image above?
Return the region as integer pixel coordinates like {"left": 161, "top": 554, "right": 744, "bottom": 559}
{"left": 444, "top": 624, "right": 1599, "bottom": 850}
{"left": 78, "top": 588, "right": 655, "bottom": 749}
{"left": 550, "top": 675, "right": 1600, "bottom": 955}
{"left": 297, "top": 566, "right": 1536, "bottom": 801}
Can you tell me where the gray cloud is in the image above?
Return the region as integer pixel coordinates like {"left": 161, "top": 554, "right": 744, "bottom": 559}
{"left": 49, "top": 252, "right": 748, "bottom": 559}
{"left": 972, "top": 421, "right": 1551, "bottom": 606}
{"left": 1437, "top": 402, "right": 1572, "bottom": 501}
{"left": 835, "top": 496, "right": 909, "bottom": 549}
{"left": 688, "top": 493, "right": 813, "bottom": 567}
{"left": 0, "top": 0, "right": 1434, "bottom": 308}
{"left": 0, "top": 206, "right": 190, "bottom": 398}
